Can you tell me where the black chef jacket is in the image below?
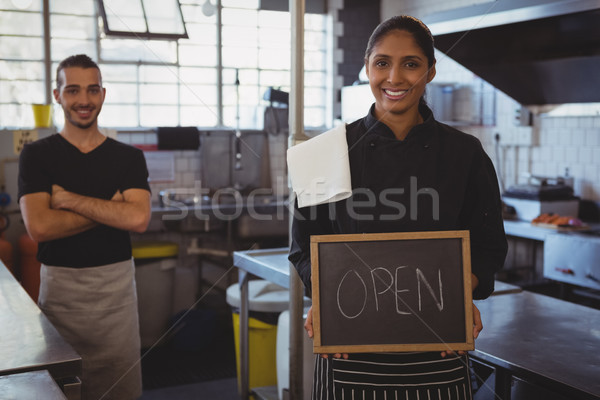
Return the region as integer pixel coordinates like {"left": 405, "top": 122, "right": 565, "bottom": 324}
{"left": 289, "top": 104, "right": 508, "bottom": 300}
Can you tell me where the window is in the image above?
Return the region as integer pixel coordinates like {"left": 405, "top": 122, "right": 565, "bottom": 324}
{"left": 0, "top": 0, "right": 331, "bottom": 130}
{"left": 98, "top": 0, "right": 188, "bottom": 40}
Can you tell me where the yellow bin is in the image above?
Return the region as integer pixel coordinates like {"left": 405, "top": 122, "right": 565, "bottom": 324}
{"left": 132, "top": 241, "right": 179, "bottom": 349}
{"left": 226, "top": 280, "right": 290, "bottom": 392}
{"left": 31, "top": 104, "right": 53, "bottom": 128}
{"left": 231, "top": 313, "right": 278, "bottom": 390}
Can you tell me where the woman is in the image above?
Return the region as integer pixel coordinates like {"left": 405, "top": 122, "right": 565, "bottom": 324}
{"left": 289, "top": 15, "right": 508, "bottom": 400}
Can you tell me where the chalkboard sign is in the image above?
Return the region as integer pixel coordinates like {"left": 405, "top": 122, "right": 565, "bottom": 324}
{"left": 310, "top": 230, "right": 473, "bottom": 353}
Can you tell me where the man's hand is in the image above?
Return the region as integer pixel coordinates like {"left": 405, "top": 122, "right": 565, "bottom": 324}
{"left": 49, "top": 185, "right": 150, "bottom": 233}
{"left": 50, "top": 184, "right": 69, "bottom": 210}
{"left": 111, "top": 190, "right": 124, "bottom": 202}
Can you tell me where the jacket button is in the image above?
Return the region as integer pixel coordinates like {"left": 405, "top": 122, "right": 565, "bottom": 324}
{"left": 370, "top": 142, "right": 376, "bottom": 147}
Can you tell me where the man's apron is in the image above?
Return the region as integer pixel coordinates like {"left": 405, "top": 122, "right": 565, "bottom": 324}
{"left": 38, "top": 259, "right": 142, "bottom": 400}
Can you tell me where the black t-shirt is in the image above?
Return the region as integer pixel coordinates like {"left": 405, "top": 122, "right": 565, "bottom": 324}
{"left": 18, "top": 134, "right": 151, "bottom": 268}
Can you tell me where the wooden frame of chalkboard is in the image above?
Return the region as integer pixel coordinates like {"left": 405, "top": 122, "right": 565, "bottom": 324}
{"left": 310, "top": 230, "right": 473, "bottom": 354}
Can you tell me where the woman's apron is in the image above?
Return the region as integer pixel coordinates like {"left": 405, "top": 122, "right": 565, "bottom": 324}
{"left": 38, "top": 259, "right": 142, "bottom": 400}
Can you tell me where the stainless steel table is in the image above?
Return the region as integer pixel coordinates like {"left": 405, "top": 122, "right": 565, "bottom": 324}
{"left": 0, "top": 370, "right": 67, "bottom": 399}
{"left": 0, "top": 261, "right": 81, "bottom": 399}
{"left": 233, "top": 248, "right": 295, "bottom": 399}
{"left": 473, "top": 291, "right": 600, "bottom": 399}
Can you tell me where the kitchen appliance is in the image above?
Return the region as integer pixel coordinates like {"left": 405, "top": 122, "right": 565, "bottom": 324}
{"left": 422, "top": 0, "right": 600, "bottom": 105}
{"left": 544, "top": 232, "right": 600, "bottom": 290}
{"left": 502, "top": 175, "right": 579, "bottom": 221}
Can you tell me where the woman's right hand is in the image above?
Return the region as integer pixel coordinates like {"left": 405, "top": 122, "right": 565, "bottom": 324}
{"left": 305, "top": 305, "right": 348, "bottom": 359}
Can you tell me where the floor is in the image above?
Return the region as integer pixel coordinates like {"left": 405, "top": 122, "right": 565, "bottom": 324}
{"left": 138, "top": 292, "right": 241, "bottom": 400}
{"left": 140, "top": 378, "right": 240, "bottom": 400}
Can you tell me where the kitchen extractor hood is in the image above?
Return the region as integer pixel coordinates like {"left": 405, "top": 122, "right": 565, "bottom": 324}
{"left": 422, "top": 0, "right": 600, "bottom": 106}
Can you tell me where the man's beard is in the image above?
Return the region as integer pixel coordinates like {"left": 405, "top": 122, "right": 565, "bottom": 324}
{"left": 64, "top": 107, "right": 100, "bottom": 129}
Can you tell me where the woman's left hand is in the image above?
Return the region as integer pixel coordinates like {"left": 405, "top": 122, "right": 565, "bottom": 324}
{"left": 440, "top": 302, "right": 482, "bottom": 358}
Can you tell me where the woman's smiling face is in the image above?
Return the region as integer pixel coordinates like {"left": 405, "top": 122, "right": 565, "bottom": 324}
{"left": 365, "top": 29, "right": 436, "bottom": 121}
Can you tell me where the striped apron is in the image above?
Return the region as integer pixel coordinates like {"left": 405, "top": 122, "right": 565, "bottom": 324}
{"left": 38, "top": 259, "right": 142, "bottom": 400}
{"left": 312, "top": 352, "right": 473, "bottom": 400}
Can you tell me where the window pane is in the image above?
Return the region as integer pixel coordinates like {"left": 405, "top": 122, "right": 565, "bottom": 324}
{"left": 0, "top": 79, "right": 44, "bottom": 103}
{"left": 101, "top": 39, "right": 177, "bottom": 63}
{"left": 184, "top": 23, "right": 217, "bottom": 45}
{"left": 180, "top": 105, "right": 218, "bottom": 127}
{"left": 222, "top": 68, "right": 258, "bottom": 85}
{"left": 0, "top": 11, "right": 43, "bottom": 35}
{"left": 258, "top": 27, "right": 290, "bottom": 50}
{"left": 180, "top": 67, "right": 217, "bottom": 84}
{"left": 239, "top": 85, "right": 260, "bottom": 105}
{"left": 101, "top": 104, "right": 139, "bottom": 127}
{"left": 51, "top": 39, "right": 96, "bottom": 62}
{"left": 305, "top": 71, "right": 326, "bottom": 86}
{"left": 140, "top": 65, "right": 179, "bottom": 83}
{"left": 222, "top": 26, "right": 258, "bottom": 47}
{"left": 140, "top": 105, "right": 178, "bottom": 126}
{"left": 140, "top": 84, "right": 179, "bottom": 104}
{"left": 144, "top": 0, "right": 186, "bottom": 35}
{"left": 51, "top": 15, "right": 95, "bottom": 39}
{"left": 304, "top": 107, "right": 324, "bottom": 127}
{"left": 305, "top": 13, "right": 326, "bottom": 31}
{"left": 222, "top": 46, "right": 257, "bottom": 68}
{"left": 0, "top": 104, "right": 36, "bottom": 128}
{"left": 259, "top": 70, "right": 289, "bottom": 87}
{"left": 0, "top": 0, "right": 42, "bottom": 12}
{"left": 222, "top": 8, "right": 257, "bottom": 27}
{"left": 103, "top": 82, "right": 138, "bottom": 103}
{"left": 179, "top": 44, "right": 217, "bottom": 66}
{"left": 180, "top": 5, "right": 216, "bottom": 24}
{"left": 50, "top": 0, "right": 95, "bottom": 15}
{"left": 222, "top": 0, "right": 258, "bottom": 9}
{"left": 258, "top": 10, "right": 289, "bottom": 29}
{"left": 102, "top": 0, "right": 146, "bottom": 32}
{"left": 0, "top": 36, "right": 43, "bottom": 59}
{"left": 0, "top": 60, "right": 44, "bottom": 81}
{"left": 100, "top": 64, "right": 138, "bottom": 83}
{"left": 180, "top": 84, "right": 217, "bottom": 105}
{"left": 258, "top": 48, "right": 289, "bottom": 70}
{"left": 305, "top": 87, "right": 325, "bottom": 107}
{"left": 304, "top": 50, "right": 325, "bottom": 70}
{"left": 305, "top": 31, "right": 326, "bottom": 51}
{"left": 223, "top": 105, "right": 259, "bottom": 128}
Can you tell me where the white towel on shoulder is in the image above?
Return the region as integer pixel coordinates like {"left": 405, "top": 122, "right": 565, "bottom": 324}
{"left": 287, "top": 123, "right": 352, "bottom": 208}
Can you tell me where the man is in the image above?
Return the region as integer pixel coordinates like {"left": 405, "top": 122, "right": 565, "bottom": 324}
{"left": 18, "top": 54, "right": 151, "bottom": 400}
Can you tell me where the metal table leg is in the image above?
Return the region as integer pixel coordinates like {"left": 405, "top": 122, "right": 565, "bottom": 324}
{"left": 239, "top": 270, "right": 250, "bottom": 399}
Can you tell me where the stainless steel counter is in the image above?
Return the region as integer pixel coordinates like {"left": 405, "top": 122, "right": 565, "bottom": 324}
{"left": 503, "top": 219, "right": 600, "bottom": 241}
{"left": 0, "top": 370, "right": 67, "bottom": 399}
{"left": 0, "top": 261, "right": 81, "bottom": 398}
{"left": 474, "top": 291, "right": 600, "bottom": 399}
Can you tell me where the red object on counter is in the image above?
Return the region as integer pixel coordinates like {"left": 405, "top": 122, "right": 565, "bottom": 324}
{"left": 19, "top": 233, "right": 41, "bottom": 302}
{"left": 555, "top": 267, "right": 575, "bottom": 275}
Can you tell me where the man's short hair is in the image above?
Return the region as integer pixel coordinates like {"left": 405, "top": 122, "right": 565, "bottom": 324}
{"left": 56, "top": 54, "right": 101, "bottom": 90}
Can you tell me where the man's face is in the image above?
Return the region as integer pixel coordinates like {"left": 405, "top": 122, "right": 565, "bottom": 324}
{"left": 53, "top": 67, "right": 105, "bottom": 130}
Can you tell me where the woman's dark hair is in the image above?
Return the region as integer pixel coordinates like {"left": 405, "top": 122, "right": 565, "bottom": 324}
{"left": 364, "top": 15, "right": 435, "bottom": 68}
{"left": 56, "top": 54, "right": 101, "bottom": 90}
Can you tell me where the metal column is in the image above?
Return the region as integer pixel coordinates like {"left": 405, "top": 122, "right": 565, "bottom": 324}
{"left": 289, "top": 0, "right": 306, "bottom": 399}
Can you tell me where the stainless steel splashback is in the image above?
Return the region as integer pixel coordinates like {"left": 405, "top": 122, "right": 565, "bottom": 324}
{"left": 199, "top": 129, "right": 271, "bottom": 194}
